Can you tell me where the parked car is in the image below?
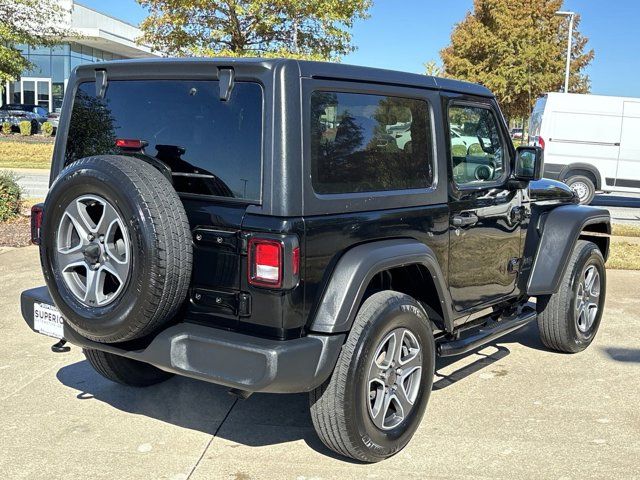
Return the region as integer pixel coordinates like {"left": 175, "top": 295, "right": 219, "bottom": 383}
{"left": 510, "top": 127, "right": 524, "bottom": 139}
{"left": 0, "top": 103, "right": 48, "bottom": 134}
{"left": 530, "top": 92, "right": 640, "bottom": 204}
{"left": 22, "top": 59, "right": 610, "bottom": 463}
{"left": 47, "top": 109, "right": 61, "bottom": 133}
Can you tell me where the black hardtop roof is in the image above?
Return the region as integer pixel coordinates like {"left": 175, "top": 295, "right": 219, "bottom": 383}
{"left": 76, "top": 57, "right": 494, "bottom": 98}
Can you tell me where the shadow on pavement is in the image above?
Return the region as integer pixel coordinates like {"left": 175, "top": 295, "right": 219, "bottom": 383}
{"left": 602, "top": 347, "right": 640, "bottom": 363}
{"left": 55, "top": 320, "right": 546, "bottom": 457}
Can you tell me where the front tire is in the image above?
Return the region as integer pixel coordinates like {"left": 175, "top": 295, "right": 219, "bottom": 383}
{"left": 309, "top": 291, "right": 435, "bottom": 463}
{"left": 537, "top": 240, "right": 606, "bottom": 353}
{"left": 83, "top": 348, "right": 173, "bottom": 387}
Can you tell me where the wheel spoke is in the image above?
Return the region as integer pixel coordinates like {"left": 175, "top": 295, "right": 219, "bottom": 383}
{"left": 98, "top": 202, "right": 122, "bottom": 236}
{"left": 584, "top": 267, "right": 596, "bottom": 291}
{"left": 370, "top": 384, "right": 390, "bottom": 430}
{"left": 102, "top": 261, "right": 128, "bottom": 288}
{"left": 104, "top": 218, "right": 129, "bottom": 266}
{"left": 374, "top": 331, "right": 397, "bottom": 370}
{"left": 57, "top": 249, "right": 85, "bottom": 272}
{"left": 400, "top": 365, "right": 422, "bottom": 404}
{"left": 66, "top": 199, "right": 98, "bottom": 236}
{"left": 400, "top": 348, "right": 422, "bottom": 372}
{"left": 83, "top": 267, "right": 102, "bottom": 305}
{"left": 393, "top": 386, "right": 412, "bottom": 417}
{"left": 388, "top": 330, "right": 402, "bottom": 366}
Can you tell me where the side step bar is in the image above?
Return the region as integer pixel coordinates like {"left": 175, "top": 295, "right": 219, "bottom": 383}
{"left": 437, "top": 307, "right": 537, "bottom": 357}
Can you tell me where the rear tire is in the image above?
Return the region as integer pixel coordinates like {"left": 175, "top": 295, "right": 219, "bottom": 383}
{"left": 83, "top": 348, "right": 173, "bottom": 387}
{"left": 565, "top": 175, "right": 595, "bottom": 205}
{"left": 537, "top": 240, "right": 606, "bottom": 353}
{"left": 309, "top": 291, "right": 435, "bottom": 463}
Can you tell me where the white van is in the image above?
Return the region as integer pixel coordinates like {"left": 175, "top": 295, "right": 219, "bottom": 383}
{"left": 529, "top": 92, "right": 640, "bottom": 203}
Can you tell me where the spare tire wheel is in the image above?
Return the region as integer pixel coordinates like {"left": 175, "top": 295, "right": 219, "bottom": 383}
{"left": 40, "top": 155, "right": 192, "bottom": 343}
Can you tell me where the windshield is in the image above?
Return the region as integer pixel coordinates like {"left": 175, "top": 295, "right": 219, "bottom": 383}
{"left": 65, "top": 80, "right": 263, "bottom": 202}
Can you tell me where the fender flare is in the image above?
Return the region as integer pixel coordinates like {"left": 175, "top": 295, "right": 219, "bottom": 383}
{"left": 527, "top": 204, "right": 610, "bottom": 296}
{"left": 309, "top": 239, "right": 454, "bottom": 334}
{"left": 560, "top": 163, "right": 603, "bottom": 189}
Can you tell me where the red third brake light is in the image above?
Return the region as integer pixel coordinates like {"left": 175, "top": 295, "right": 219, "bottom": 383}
{"left": 115, "top": 138, "right": 147, "bottom": 150}
{"left": 248, "top": 239, "right": 283, "bottom": 288}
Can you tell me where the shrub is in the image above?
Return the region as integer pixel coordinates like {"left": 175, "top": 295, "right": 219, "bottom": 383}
{"left": 42, "top": 121, "right": 54, "bottom": 136}
{"left": 0, "top": 171, "right": 22, "bottom": 222}
{"left": 19, "top": 121, "right": 32, "bottom": 136}
{"left": 1, "top": 122, "right": 11, "bottom": 135}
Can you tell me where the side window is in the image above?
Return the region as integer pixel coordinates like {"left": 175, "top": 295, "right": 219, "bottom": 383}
{"left": 310, "top": 91, "right": 433, "bottom": 194}
{"left": 448, "top": 104, "right": 506, "bottom": 186}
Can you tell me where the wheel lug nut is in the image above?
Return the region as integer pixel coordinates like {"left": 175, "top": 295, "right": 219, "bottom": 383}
{"left": 87, "top": 234, "right": 94, "bottom": 241}
{"left": 99, "top": 235, "right": 104, "bottom": 243}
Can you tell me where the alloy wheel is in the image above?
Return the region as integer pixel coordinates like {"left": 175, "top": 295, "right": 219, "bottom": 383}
{"left": 575, "top": 264, "right": 600, "bottom": 333}
{"left": 367, "top": 328, "right": 422, "bottom": 430}
{"left": 55, "top": 195, "right": 131, "bottom": 307}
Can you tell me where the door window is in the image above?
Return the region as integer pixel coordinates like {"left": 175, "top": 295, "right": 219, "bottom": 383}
{"left": 448, "top": 104, "right": 507, "bottom": 186}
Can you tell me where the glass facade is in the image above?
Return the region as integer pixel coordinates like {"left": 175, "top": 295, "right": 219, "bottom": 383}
{"left": 6, "top": 43, "right": 126, "bottom": 112}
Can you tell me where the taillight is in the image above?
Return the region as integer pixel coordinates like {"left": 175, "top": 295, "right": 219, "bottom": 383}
{"left": 248, "top": 239, "right": 283, "bottom": 288}
{"left": 537, "top": 136, "right": 545, "bottom": 150}
{"left": 31, "top": 204, "right": 44, "bottom": 245}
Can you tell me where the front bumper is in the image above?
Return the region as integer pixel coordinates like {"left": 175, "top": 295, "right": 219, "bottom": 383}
{"left": 21, "top": 286, "right": 345, "bottom": 393}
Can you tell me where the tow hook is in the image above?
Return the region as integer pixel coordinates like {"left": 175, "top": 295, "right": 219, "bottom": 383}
{"left": 51, "top": 339, "right": 71, "bottom": 353}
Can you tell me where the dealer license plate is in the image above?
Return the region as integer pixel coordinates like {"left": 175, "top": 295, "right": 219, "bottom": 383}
{"left": 33, "top": 302, "right": 64, "bottom": 339}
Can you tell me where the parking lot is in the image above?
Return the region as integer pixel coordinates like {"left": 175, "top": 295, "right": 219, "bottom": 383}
{"left": 1, "top": 246, "right": 638, "bottom": 479}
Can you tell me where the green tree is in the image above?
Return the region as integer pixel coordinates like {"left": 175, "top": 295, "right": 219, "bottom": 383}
{"left": 423, "top": 60, "right": 444, "bottom": 77}
{"left": 136, "top": 0, "right": 371, "bottom": 60}
{"left": 0, "top": 0, "right": 70, "bottom": 84}
{"left": 440, "top": 0, "right": 594, "bottom": 120}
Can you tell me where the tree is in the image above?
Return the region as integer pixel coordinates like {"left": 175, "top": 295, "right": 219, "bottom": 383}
{"left": 423, "top": 60, "right": 444, "bottom": 77}
{"left": 0, "top": 0, "right": 71, "bottom": 84}
{"left": 137, "top": 0, "right": 371, "bottom": 60}
{"left": 440, "top": 0, "right": 594, "bottom": 120}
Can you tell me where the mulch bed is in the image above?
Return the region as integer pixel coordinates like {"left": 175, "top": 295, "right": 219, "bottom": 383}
{"left": 0, "top": 202, "right": 35, "bottom": 247}
{"left": 0, "top": 215, "right": 31, "bottom": 247}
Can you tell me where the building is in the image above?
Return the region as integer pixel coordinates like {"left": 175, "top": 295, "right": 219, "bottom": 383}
{"left": 3, "top": 0, "right": 159, "bottom": 112}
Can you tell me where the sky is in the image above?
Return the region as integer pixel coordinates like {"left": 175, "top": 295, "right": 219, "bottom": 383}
{"left": 78, "top": 0, "right": 640, "bottom": 98}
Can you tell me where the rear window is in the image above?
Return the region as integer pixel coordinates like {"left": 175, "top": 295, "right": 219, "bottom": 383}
{"left": 310, "top": 91, "right": 433, "bottom": 195}
{"left": 65, "top": 80, "right": 263, "bottom": 201}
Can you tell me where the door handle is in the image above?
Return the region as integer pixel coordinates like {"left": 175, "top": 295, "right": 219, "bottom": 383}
{"left": 452, "top": 213, "right": 479, "bottom": 227}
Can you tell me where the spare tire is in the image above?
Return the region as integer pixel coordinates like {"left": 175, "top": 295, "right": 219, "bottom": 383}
{"left": 40, "top": 155, "right": 192, "bottom": 343}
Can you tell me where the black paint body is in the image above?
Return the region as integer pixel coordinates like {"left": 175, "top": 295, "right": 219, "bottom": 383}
{"left": 49, "top": 59, "right": 586, "bottom": 341}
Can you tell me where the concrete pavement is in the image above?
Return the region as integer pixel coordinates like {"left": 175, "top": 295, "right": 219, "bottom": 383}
{"left": 1, "top": 246, "right": 639, "bottom": 479}
{"left": 8, "top": 168, "right": 50, "bottom": 199}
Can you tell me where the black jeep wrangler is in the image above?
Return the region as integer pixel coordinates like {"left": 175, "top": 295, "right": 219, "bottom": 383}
{"left": 21, "top": 58, "right": 610, "bottom": 462}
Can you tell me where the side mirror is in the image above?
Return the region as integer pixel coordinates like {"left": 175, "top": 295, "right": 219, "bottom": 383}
{"left": 513, "top": 146, "right": 544, "bottom": 181}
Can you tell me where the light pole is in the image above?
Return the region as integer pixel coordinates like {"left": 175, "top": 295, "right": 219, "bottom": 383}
{"left": 556, "top": 11, "right": 575, "bottom": 93}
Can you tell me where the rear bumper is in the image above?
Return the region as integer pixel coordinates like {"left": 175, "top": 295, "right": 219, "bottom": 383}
{"left": 21, "top": 286, "right": 345, "bottom": 394}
